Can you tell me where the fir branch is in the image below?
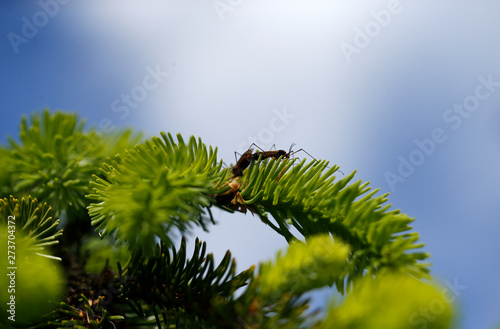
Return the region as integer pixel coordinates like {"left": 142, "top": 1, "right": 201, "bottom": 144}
{"left": 0, "top": 195, "right": 62, "bottom": 259}
{"left": 0, "top": 112, "right": 447, "bottom": 327}
{"left": 4, "top": 109, "right": 142, "bottom": 218}
{"left": 87, "top": 132, "right": 223, "bottom": 256}
{"left": 318, "top": 273, "right": 455, "bottom": 329}
{"left": 258, "top": 233, "right": 349, "bottom": 298}
{"left": 226, "top": 234, "right": 350, "bottom": 329}
{"left": 213, "top": 155, "right": 430, "bottom": 292}
{"left": 38, "top": 297, "right": 124, "bottom": 329}
{"left": 120, "top": 237, "right": 254, "bottom": 328}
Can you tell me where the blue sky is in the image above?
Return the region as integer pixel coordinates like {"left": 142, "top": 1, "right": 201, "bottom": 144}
{"left": 2, "top": 1, "right": 500, "bottom": 328}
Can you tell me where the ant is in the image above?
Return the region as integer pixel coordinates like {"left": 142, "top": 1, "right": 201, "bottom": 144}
{"left": 231, "top": 148, "right": 255, "bottom": 177}
{"left": 216, "top": 143, "right": 342, "bottom": 217}
{"left": 252, "top": 143, "right": 315, "bottom": 162}
{"left": 231, "top": 143, "right": 320, "bottom": 178}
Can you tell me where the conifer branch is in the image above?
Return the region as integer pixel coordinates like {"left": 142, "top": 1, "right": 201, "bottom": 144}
{"left": 0, "top": 195, "right": 62, "bottom": 259}
{"left": 214, "top": 155, "right": 430, "bottom": 292}
{"left": 119, "top": 237, "right": 254, "bottom": 328}
{"left": 3, "top": 109, "right": 142, "bottom": 218}
{"left": 87, "top": 132, "right": 223, "bottom": 256}
{"left": 0, "top": 110, "right": 458, "bottom": 328}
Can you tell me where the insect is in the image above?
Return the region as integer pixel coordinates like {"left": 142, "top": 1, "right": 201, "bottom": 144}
{"left": 252, "top": 143, "right": 315, "bottom": 162}
{"left": 251, "top": 143, "right": 343, "bottom": 176}
{"left": 231, "top": 148, "right": 255, "bottom": 177}
{"left": 231, "top": 144, "right": 278, "bottom": 177}
{"left": 232, "top": 143, "right": 319, "bottom": 178}
{"left": 217, "top": 143, "right": 341, "bottom": 216}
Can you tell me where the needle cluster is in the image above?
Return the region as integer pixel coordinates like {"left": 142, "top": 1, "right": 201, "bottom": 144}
{"left": 0, "top": 110, "right": 457, "bottom": 329}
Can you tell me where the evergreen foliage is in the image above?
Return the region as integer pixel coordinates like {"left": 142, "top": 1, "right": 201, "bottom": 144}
{"left": 258, "top": 234, "right": 349, "bottom": 297}
{"left": 0, "top": 197, "right": 65, "bottom": 326}
{"left": 320, "top": 273, "right": 455, "bottom": 329}
{"left": 4, "top": 109, "right": 141, "bottom": 217}
{"left": 87, "top": 132, "right": 221, "bottom": 256}
{"left": 0, "top": 109, "right": 465, "bottom": 328}
{"left": 0, "top": 196, "right": 62, "bottom": 258}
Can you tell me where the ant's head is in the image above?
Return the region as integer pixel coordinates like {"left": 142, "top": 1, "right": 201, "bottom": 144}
{"left": 276, "top": 150, "right": 288, "bottom": 158}
{"left": 287, "top": 143, "right": 297, "bottom": 156}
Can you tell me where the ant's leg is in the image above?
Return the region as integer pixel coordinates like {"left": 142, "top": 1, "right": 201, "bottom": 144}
{"left": 291, "top": 148, "right": 344, "bottom": 174}
{"left": 235, "top": 144, "right": 262, "bottom": 162}
{"left": 289, "top": 145, "right": 344, "bottom": 175}
{"left": 248, "top": 143, "right": 265, "bottom": 152}
{"left": 290, "top": 148, "right": 317, "bottom": 162}
{"left": 290, "top": 148, "right": 312, "bottom": 159}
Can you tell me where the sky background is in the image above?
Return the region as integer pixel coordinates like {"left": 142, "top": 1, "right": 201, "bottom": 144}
{"left": 1, "top": 1, "right": 500, "bottom": 328}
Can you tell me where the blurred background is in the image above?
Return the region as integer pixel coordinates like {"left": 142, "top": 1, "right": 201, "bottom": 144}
{"left": 1, "top": 1, "right": 499, "bottom": 328}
